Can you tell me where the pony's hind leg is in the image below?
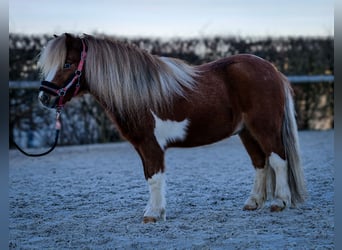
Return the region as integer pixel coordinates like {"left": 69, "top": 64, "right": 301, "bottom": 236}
{"left": 239, "top": 129, "right": 267, "bottom": 210}
{"left": 268, "top": 152, "right": 291, "bottom": 211}
{"left": 243, "top": 118, "right": 291, "bottom": 212}
{"left": 135, "top": 139, "right": 166, "bottom": 223}
{"left": 244, "top": 168, "right": 267, "bottom": 210}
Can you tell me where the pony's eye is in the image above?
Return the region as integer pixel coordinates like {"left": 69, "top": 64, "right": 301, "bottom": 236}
{"left": 63, "top": 63, "right": 71, "bottom": 69}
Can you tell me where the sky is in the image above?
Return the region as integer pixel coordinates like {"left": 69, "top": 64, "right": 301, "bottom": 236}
{"left": 9, "top": 0, "right": 334, "bottom": 38}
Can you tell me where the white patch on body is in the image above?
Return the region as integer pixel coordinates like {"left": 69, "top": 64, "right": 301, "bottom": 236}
{"left": 269, "top": 152, "right": 291, "bottom": 206}
{"left": 244, "top": 168, "right": 266, "bottom": 209}
{"left": 144, "top": 172, "right": 166, "bottom": 220}
{"left": 151, "top": 111, "right": 189, "bottom": 150}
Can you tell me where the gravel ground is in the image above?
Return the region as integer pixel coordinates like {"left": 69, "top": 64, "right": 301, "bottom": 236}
{"left": 9, "top": 130, "right": 334, "bottom": 249}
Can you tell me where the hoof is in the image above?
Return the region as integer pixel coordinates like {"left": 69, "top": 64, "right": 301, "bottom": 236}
{"left": 270, "top": 199, "right": 287, "bottom": 212}
{"left": 243, "top": 196, "right": 264, "bottom": 211}
{"left": 243, "top": 204, "right": 258, "bottom": 211}
{"left": 143, "top": 216, "right": 157, "bottom": 223}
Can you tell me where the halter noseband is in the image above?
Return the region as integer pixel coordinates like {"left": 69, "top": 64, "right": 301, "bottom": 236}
{"left": 39, "top": 39, "right": 87, "bottom": 110}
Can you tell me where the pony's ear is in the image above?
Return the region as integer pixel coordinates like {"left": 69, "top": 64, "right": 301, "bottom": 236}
{"left": 53, "top": 34, "right": 58, "bottom": 38}
{"left": 64, "top": 33, "right": 82, "bottom": 51}
{"left": 64, "top": 33, "right": 74, "bottom": 48}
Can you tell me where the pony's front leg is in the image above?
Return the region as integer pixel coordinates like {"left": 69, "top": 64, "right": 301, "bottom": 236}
{"left": 135, "top": 140, "right": 166, "bottom": 223}
{"left": 144, "top": 172, "right": 166, "bottom": 223}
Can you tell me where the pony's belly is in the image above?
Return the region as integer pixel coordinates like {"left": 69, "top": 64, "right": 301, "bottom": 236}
{"left": 151, "top": 111, "right": 235, "bottom": 149}
{"left": 169, "top": 118, "right": 236, "bottom": 148}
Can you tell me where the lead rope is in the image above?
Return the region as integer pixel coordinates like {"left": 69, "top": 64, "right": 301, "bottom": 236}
{"left": 11, "top": 110, "right": 62, "bottom": 157}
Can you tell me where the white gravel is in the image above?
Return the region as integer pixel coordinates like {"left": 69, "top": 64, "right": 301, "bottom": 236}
{"left": 9, "top": 130, "right": 334, "bottom": 249}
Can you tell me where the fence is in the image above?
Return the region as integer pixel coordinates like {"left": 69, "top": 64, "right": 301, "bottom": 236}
{"left": 8, "top": 75, "right": 335, "bottom": 88}
{"left": 9, "top": 75, "right": 334, "bottom": 148}
{"left": 288, "top": 75, "right": 334, "bottom": 130}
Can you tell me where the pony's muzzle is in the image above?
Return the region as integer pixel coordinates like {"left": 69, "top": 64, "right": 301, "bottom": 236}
{"left": 38, "top": 91, "right": 57, "bottom": 109}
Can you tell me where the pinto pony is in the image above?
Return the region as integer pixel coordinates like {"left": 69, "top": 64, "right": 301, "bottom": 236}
{"left": 38, "top": 33, "right": 306, "bottom": 223}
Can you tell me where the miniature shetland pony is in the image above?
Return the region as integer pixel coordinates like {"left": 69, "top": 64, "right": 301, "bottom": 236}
{"left": 38, "top": 33, "right": 306, "bottom": 223}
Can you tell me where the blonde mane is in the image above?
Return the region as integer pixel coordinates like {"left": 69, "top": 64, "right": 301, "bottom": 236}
{"left": 38, "top": 34, "right": 198, "bottom": 116}
{"left": 38, "top": 35, "right": 67, "bottom": 81}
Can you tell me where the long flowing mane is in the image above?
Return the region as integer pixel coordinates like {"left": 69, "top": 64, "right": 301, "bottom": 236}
{"left": 38, "top": 34, "right": 198, "bottom": 116}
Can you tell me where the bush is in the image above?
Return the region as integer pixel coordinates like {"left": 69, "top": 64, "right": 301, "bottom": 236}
{"left": 9, "top": 34, "right": 334, "bottom": 148}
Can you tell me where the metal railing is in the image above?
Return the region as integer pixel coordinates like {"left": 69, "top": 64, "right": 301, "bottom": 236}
{"left": 9, "top": 75, "right": 335, "bottom": 89}
{"left": 287, "top": 75, "right": 334, "bottom": 84}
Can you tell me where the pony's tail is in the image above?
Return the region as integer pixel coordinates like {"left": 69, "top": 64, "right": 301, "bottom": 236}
{"left": 280, "top": 75, "right": 307, "bottom": 206}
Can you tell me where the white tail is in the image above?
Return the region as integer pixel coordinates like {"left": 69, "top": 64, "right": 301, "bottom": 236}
{"left": 266, "top": 75, "right": 307, "bottom": 206}
{"left": 281, "top": 76, "right": 307, "bottom": 205}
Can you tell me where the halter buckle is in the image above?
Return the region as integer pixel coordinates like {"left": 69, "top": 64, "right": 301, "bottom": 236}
{"left": 58, "top": 89, "right": 66, "bottom": 96}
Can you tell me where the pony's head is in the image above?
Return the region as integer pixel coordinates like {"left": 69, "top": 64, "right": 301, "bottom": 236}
{"left": 38, "top": 33, "right": 88, "bottom": 110}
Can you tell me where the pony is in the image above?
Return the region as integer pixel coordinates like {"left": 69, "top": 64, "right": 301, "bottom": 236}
{"left": 37, "top": 33, "right": 306, "bottom": 223}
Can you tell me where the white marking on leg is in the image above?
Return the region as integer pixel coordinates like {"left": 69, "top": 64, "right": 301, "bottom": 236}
{"left": 244, "top": 168, "right": 266, "bottom": 210}
{"left": 144, "top": 172, "right": 166, "bottom": 220}
{"left": 269, "top": 152, "right": 291, "bottom": 207}
{"left": 151, "top": 111, "right": 189, "bottom": 150}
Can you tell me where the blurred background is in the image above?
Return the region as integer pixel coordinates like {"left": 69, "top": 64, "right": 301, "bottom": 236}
{"left": 9, "top": 0, "right": 334, "bottom": 149}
